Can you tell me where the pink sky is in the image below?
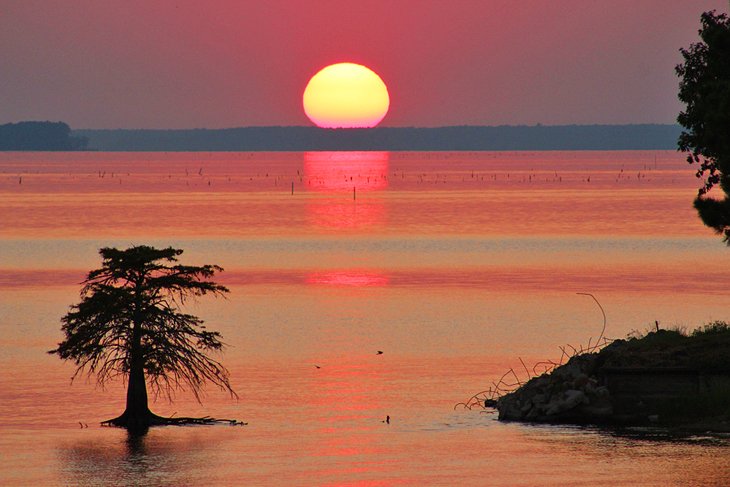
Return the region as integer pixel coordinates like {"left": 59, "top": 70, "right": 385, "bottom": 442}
{"left": 0, "top": 0, "right": 726, "bottom": 128}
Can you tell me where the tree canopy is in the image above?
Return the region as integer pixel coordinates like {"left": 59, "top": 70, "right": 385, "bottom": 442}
{"left": 49, "top": 245, "right": 238, "bottom": 431}
{"left": 676, "top": 10, "right": 730, "bottom": 240}
{"left": 0, "top": 121, "right": 88, "bottom": 151}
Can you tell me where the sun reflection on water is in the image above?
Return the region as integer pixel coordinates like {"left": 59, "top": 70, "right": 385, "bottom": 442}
{"left": 306, "top": 271, "right": 389, "bottom": 287}
{"left": 304, "top": 151, "right": 389, "bottom": 193}
{"left": 304, "top": 151, "right": 389, "bottom": 231}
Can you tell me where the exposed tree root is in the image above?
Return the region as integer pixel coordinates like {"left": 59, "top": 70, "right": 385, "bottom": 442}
{"left": 101, "top": 410, "right": 246, "bottom": 432}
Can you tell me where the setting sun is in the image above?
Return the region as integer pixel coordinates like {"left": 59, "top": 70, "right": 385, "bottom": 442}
{"left": 302, "top": 62, "right": 390, "bottom": 128}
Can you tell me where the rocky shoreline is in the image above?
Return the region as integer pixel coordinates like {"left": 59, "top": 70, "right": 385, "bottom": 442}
{"left": 493, "top": 351, "right": 614, "bottom": 424}
{"left": 490, "top": 326, "right": 730, "bottom": 429}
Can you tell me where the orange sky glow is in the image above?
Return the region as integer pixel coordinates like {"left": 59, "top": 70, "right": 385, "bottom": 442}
{"left": 0, "top": 0, "right": 727, "bottom": 128}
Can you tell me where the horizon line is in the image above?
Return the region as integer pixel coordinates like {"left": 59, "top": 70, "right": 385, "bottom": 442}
{"left": 72, "top": 122, "right": 681, "bottom": 132}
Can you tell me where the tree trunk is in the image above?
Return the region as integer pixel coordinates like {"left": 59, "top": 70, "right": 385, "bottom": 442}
{"left": 105, "top": 309, "right": 156, "bottom": 433}
{"left": 100, "top": 279, "right": 244, "bottom": 431}
{"left": 117, "top": 360, "right": 153, "bottom": 432}
{"left": 103, "top": 350, "right": 156, "bottom": 432}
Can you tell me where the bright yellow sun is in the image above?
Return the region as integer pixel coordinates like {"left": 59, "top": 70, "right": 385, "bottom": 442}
{"left": 303, "top": 63, "right": 390, "bottom": 128}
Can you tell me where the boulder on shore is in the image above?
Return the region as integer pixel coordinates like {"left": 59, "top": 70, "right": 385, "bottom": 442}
{"left": 496, "top": 351, "right": 613, "bottom": 424}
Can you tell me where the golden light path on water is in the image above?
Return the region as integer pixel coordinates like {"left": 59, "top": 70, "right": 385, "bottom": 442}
{"left": 2, "top": 151, "right": 730, "bottom": 485}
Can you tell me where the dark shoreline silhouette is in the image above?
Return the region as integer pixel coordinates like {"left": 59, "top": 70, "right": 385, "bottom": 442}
{"left": 72, "top": 124, "right": 681, "bottom": 152}
{"left": 0, "top": 121, "right": 88, "bottom": 151}
{"left": 479, "top": 322, "right": 730, "bottom": 431}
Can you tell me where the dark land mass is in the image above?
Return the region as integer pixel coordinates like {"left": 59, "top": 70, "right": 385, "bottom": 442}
{"left": 492, "top": 322, "right": 730, "bottom": 432}
{"left": 0, "top": 121, "right": 88, "bottom": 151}
{"left": 73, "top": 124, "right": 681, "bottom": 152}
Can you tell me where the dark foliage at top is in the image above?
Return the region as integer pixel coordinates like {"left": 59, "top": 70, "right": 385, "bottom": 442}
{"left": 677, "top": 11, "right": 730, "bottom": 240}
{"left": 0, "top": 121, "right": 88, "bottom": 151}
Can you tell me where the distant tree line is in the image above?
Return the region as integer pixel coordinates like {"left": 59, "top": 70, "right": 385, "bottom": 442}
{"left": 0, "top": 121, "right": 88, "bottom": 151}
{"left": 75, "top": 124, "right": 681, "bottom": 152}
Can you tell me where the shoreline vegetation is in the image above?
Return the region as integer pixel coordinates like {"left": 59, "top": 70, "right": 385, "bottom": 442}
{"left": 74, "top": 124, "right": 680, "bottom": 151}
{"left": 0, "top": 121, "right": 88, "bottom": 151}
{"left": 467, "top": 322, "right": 730, "bottom": 433}
{"left": 1, "top": 120, "right": 680, "bottom": 151}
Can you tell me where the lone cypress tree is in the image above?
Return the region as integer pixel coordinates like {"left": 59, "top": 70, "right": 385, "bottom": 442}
{"left": 677, "top": 10, "right": 730, "bottom": 240}
{"left": 49, "top": 246, "right": 238, "bottom": 432}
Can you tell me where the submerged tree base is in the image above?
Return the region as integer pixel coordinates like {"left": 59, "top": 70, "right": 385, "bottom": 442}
{"left": 102, "top": 410, "right": 246, "bottom": 433}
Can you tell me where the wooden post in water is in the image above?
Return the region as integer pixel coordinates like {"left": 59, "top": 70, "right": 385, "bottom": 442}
{"left": 291, "top": 181, "right": 294, "bottom": 195}
{"left": 353, "top": 186, "right": 356, "bottom": 200}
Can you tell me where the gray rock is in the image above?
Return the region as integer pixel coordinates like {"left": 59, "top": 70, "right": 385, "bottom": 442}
{"left": 544, "top": 389, "right": 587, "bottom": 416}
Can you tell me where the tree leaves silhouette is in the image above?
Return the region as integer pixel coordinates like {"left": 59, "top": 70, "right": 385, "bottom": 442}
{"left": 677, "top": 11, "right": 730, "bottom": 241}
{"left": 49, "top": 245, "right": 237, "bottom": 432}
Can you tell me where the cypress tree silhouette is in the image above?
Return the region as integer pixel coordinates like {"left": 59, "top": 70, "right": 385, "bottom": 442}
{"left": 49, "top": 246, "right": 238, "bottom": 433}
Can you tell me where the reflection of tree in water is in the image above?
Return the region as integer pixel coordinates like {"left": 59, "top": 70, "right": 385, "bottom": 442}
{"left": 60, "top": 430, "right": 212, "bottom": 486}
{"left": 124, "top": 432, "right": 149, "bottom": 473}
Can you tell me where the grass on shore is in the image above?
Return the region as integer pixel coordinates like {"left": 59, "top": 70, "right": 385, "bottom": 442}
{"left": 604, "top": 320, "right": 730, "bottom": 372}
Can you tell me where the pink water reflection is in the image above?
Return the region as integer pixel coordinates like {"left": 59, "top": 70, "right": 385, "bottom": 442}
{"left": 303, "top": 152, "right": 390, "bottom": 285}
{"left": 5, "top": 151, "right": 730, "bottom": 486}
{"left": 307, "top": 271, "right": 389, "bottom": 287}
{"left": 304, "top": 151, "right": 389, "bottom": 231}
{"left": 304, "top": 151, "right": 389, "bottom": 193}
{"left": 306, "top": 202, "right": 387, "bottom": 231}
{"left": 0, "top": 151, "right": 707, "bottom": 238}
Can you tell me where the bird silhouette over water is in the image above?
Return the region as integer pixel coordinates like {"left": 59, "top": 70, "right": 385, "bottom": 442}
{"left": 381, "top": 415, "right": 390, "bottom": 424}
{"left": 376, "top": 350, "right": 383, "bottom": 355}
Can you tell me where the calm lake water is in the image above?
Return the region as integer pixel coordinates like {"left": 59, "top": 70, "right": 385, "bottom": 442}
{"left": 2, "top": 151, "right": 730, "bottom": 485}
